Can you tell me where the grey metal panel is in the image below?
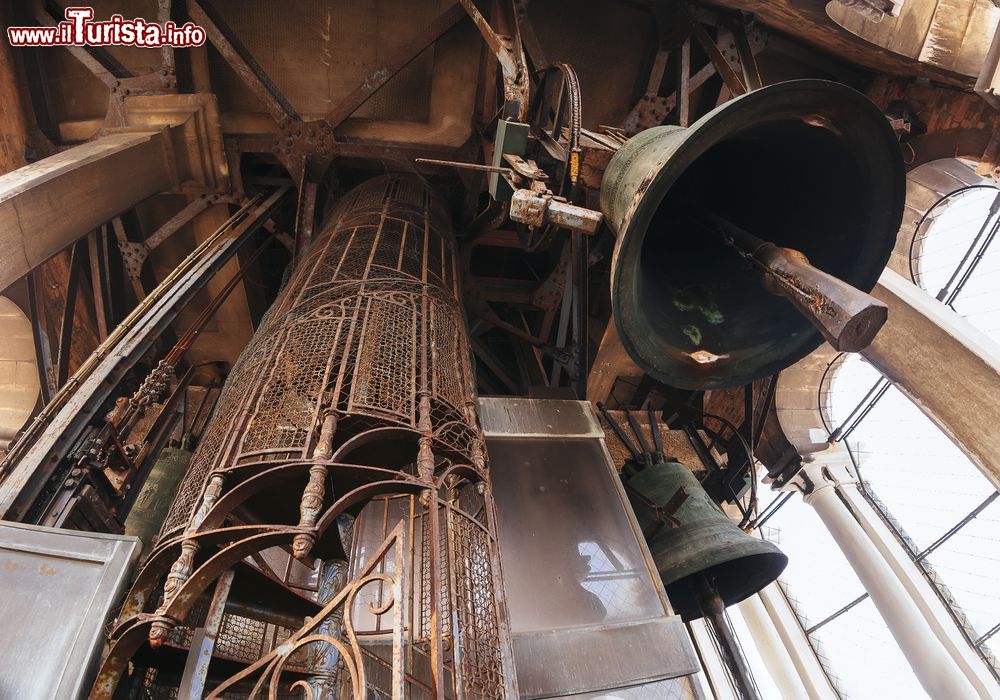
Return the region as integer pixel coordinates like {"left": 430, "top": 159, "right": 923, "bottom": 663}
{"left": 554, "top": 676, "right": 704, "bottom": 700}
{"left": 0, "top": 522, "right": 140, "bottom": 700}
{"left": 478, "top": 396, "right": 603, "bottom": 437}
{"left": 512, "top": 618, "right": 700, "bottom": 699}
{"left": 486, "top": 397, "right": 699, "bottom": 698}
{"left": 490, "top": 437, "right": 666, "bottom": 631}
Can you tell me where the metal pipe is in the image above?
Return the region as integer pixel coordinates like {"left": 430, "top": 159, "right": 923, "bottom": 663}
{"left": 0, "top": 189, "right": 289, "bottom": 520}
{"left": 0, "top": 192, "right": 268, "bottom": 475}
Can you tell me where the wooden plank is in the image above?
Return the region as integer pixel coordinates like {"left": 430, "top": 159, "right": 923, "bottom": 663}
{"left": 586, "top": 320, "right": 642, "bottom": 405}
{"left": 0, "top": 131, "right": 173, "bottom": 293}
{"left": 676, "top": 39, "right": 691, "bottom": 127}
{"left": 56, "top": 240, "right": 85, "bottom": 386}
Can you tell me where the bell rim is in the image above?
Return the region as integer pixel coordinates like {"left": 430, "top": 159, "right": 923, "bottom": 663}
{"left": 665, "top": 550, "right": 790, "bottom": 620}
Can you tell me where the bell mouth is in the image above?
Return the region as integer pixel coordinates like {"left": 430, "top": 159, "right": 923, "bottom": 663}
{"left": 610, "top": 79, "right": 905, "bottom": 390}
{"left": 666, "top": 552, "right": 789, "bottom": 621}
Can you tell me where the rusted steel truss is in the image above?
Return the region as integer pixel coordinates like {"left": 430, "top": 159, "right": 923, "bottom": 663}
{"left": 91, "top": 175, "right": 518, "bottom": 699}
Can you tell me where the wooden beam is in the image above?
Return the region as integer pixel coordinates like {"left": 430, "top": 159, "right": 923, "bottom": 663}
{"left": 676, "top": 39, "right": 691, "bottom": 127}
{"left": 683, "top": 5, "right": 747, "bottom": 96}
{"left": 111, "top": 216, "right": 148, "bottom": 302}
{"left": 0, "top": 131, "right": 176, "bottom": 293}
{"left": 471, "top": 337, "right": 520, "bottom": 394}
{"left": 87, "top": 232, "right": 109, "bottom": 341}
{"left": 732, "top": 22, "right": 763, "bottom": 90}
{"left": 586, "top": 320, "right": 643, "bottom": 404}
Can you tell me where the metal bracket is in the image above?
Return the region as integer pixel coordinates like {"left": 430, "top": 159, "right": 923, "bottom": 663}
{"left": 458, "top": 0, "right": 530, "bottom": 121}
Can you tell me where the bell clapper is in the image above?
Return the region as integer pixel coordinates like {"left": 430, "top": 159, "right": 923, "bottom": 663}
{"left": 697, "top": 572, "right": 763, "bottom": 700}
{"left": 692, "top": 211, "right": 889, "bottom": 353}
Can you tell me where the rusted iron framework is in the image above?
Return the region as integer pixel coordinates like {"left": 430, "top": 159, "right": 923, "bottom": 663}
{"left": 91, "top": 175, "right": 518, "bottom": 698}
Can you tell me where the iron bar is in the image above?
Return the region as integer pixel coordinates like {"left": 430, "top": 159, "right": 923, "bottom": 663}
{"left": 87, "top": 229, "right": 110, "bottom": 340}
{"left": 188, "top": 0, "right": 298, "bottom": 122}
{"left": 976, "top": 619, "right": 1000, "bottom": 645}
{"left": 676, "top": 39, "right": 690, "bottom": 127}
{"left": 597, "top": 404, "right": 643, "bottom": 461}
{"left": 915, "top": 491, "right": 999, "bottom": 562}
{"left": 732, "top": 21, "right": 763, "bottom": 90}
{"left": 625, "top": 409, "right": 653, "bottom": 457}
{"left": 699, "top": 573, "right": 761, "bottom": 700}
{"left": 176, "top": 569, "right": 234, "bottom": 700}
{"left": 936, "top": 191, "right": 1000, "bottom": 303}
{"left": 37, "top": 4, "right": 133, "bottom": 87}
{"left": 682, "top": 5, "right": 747, "bottom": 96}
{"left": 945, "top": 208, "right": 1000, "bottom": 307}
{"left": 26, "top": 270, "right": 55, "bottom": 405}
{"left": 0, "top": 189, "right": 288, "bottom": 520}
{"left": 325, "top": 3, "right": 468, "bottom": 128}
{"left": 572, "top": 230, "right": 588, "bottom": 398}
{"left": 804, "top": 593, "right": 868, "bottom": 635}
{"left": 750, "top": 492, "right": 793, "bottom": 530}
{"left": 648, "top": 405, "right": 664, "bottom": 458}
{"left": 830, "top": 376, "right": 890, "bottom": 443}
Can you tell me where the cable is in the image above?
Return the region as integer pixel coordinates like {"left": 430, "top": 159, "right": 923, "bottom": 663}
{"left": 687, "top": 405, "right": 759, "bottom": 529}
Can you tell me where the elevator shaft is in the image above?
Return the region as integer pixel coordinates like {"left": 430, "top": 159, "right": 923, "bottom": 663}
{"left": 90, "top": 176, "right": 518, "bottom": 699}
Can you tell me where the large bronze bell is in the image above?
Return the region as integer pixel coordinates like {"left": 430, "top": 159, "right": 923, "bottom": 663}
{"left": 600, "top": 79, "right": 905, "bottom": 389}
{"left": 625, "top": 460, "right": 787, "bottom": 620}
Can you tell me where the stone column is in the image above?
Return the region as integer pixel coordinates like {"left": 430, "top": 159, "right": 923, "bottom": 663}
{"left": 787, "top": 446, "right": 977, "bottom": 700}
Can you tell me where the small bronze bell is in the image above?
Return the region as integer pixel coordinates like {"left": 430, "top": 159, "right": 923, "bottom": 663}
{"left": 625, "top": 460, "right": 787, "bottom": 621}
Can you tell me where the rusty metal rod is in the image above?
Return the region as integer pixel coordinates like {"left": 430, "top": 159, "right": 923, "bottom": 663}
{"left": 166, "top": 231, "right": 276, "bottom": 366}
{"left": 0, "top": 192, "right": 270, "bottom": 475}
{"left": 99, "top": 229, "right": 281, "bottom": 466}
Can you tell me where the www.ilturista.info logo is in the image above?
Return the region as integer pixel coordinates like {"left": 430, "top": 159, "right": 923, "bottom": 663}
{"left": 7, "top": 7, "right": 206, "bottom": 48}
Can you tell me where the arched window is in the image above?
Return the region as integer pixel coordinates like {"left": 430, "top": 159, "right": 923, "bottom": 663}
{"left": 749, "top": 158, "right": 1000, "bottom": 697}
{"left": 823, "top": 352, "right": 1000, "bottom": 667}
{"left": 908, "top": 170, "right": 1000, "bottom": 342}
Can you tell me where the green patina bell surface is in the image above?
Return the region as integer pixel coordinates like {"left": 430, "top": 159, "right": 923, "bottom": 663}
{"left": 626, "top": 461, "right": 787, "bottom": 620}
{"left": 600, "top": 79, "right": 905, "bottom": 390}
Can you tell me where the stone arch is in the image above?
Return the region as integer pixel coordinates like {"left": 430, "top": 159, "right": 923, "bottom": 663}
{"left": 0, "top": 296, "right": 39, "bottom": 453}
{"left": 775, "top": 158, "right": 998, "bottom": 457}
{"left": 890, "top": 157, "right": 998, "bottom": 282}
